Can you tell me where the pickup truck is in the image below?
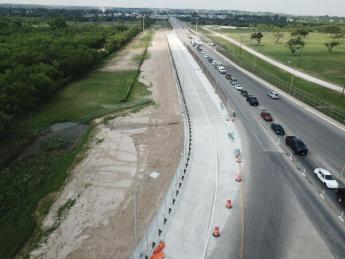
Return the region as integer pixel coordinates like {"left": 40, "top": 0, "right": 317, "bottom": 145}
{"left": 285, "top": 136, "right": 308, "bottom": 155}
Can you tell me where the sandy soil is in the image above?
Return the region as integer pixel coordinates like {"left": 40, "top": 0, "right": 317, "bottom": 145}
{"left": 30, "top": 29, "right": 183, "bottom": 259}
{"left": 100, "top": 31, "right": 147, "bottom": 72}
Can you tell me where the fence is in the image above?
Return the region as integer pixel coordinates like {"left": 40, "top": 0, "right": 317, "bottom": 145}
{"left": 132, "top": 35, "right": 193, "bottom": 258}
{"left": 121, "top": 31, "right": 153, "bottom": 102}
{"left": 214, "top": 45, "right": 345, "bottom": 125}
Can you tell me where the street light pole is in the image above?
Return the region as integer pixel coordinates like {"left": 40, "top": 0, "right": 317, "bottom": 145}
{"left": 240, "top": 36, "right": 243, "bottom": 57}
{"left": 133, "top": 175, "right": 138, "bottom": 247}
{"left": 142, "top": 15, "right": 145, "bottom": 32}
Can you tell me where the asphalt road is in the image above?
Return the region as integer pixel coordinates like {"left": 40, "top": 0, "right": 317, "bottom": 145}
{"left": 171, "top": 19, "right": 345, "bottom": 259}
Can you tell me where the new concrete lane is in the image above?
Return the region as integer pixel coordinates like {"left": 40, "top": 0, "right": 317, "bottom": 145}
{"left": 165, "top": 31, "right": 242, "bottom": 259}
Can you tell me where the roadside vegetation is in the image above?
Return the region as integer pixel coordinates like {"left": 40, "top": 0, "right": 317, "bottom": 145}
{"left": 198, "top": 30, "right": 345, "bottom": 121}
{"left": 208, "top": 25, "right": 345, "bottom": 86}
{"left": 0, "top": 14, "right": 155, "bottom": 259}
{"left": 0, "top": 17, "right": 143, "bottom": 129}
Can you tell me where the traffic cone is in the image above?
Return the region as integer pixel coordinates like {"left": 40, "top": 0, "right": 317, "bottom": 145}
{"left": 225, "top": 200, "right": 232, "bottom": 209}
{"left": 235, "top": 174, "right": 242, "bottom": 182}
{"left": 152, "top": 241, "right": 165, "bottom": 254}
{"left": 213, "top": 226, "right": 220, "bottom": 237}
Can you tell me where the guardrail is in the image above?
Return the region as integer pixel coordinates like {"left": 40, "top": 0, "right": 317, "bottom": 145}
{"left": 214, "top": 45, "right": 345, "bottom": 125}
{"left": 132, "top": 34, "right": 193, "bottom": 259}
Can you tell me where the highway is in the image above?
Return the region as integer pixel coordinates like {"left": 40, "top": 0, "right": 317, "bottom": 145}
{"left": 171, "top": 18, "right": 345, "bottom": 259}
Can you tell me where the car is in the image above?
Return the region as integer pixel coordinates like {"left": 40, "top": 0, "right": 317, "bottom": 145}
{"left": 246, "top": 95, "right": 254, "bottom": 102}
{"left": 314, "top": 168, "right": 339, "bottom": 189}
{"left": 267, "top": 90, "right": 279, "bottom": 99}
{"left": 208, "top": 42, "right": 216, "bottom": 46}
{"left": 336, "top": 188, "right": 345, "bottom": 206}
{"left": 225, "top": 74, "right": 232, "bottom": 80}
{"left": 231, "top": 77, "right": 238, "bottom": 85}
{"left": 208, "top": 57, "right": 213, "bottom": 63}
{"left": 218, "top": 66, "right": 226, "bottom": 74}
{"left": 235, "top": 84, "right": 243, "bottom": 90}
{"left": 241, "top": 90, "right": 248, "bottom": 97}
{"left": 285, "top": 136, "right": 308, "bottom": 155}
{"left": 261, "top": 111, "right": 273, "bottom": 121}
{"left": 249, "top": 96, "right": 259, "bottom": 106}
{"left": 203, "top": 54, "right": 209, "bottom": 58}
{"left": 271, "top": 123, "right": 285, "bottom": 135}
{"left": 211, "top": 60, "right": 217, "bottom": 66}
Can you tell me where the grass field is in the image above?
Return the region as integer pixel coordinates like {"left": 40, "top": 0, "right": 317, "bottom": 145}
{"left": 213, "top": 28, "right": 345, "bottom": 86}
{"left": 13, "top": 71, "right": 142, "bottom": 130}
{"left": 201, "top": 32, "right": 345, "bottom": 116}
{"left": 0, "top": 26, "right": 153, "bottom": 259}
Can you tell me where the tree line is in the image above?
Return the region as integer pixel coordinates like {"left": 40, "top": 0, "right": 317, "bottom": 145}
{"left": 250, "top": 25, "right": 345, "bottom": 54}
{"left": 0, "top": 17, "right": 142, "bottom": 129}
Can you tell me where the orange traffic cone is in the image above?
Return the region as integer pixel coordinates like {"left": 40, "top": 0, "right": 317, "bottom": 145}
{"left": 235, "top": 174, "right": 242, "bottom": 182}
{"left": 151, "top": 241, "right": 166, "bottom": 259}
{"left": 213, "top": 226, "right": 220, "bottom": 237}
{"left": 225, "top": 200, "right": 232, "bottom": 209}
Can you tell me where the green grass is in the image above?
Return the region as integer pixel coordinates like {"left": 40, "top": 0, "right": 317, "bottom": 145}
{"left": 0, "top": 24, "right": 154, "bottom": 259}
{"left": 201, "top": 33, "right": 345, "bottom": 119}
{"left": 214, "top": 28, "right": 345, "bottom": 86}
{"left": 13, "top": 70, "right": 139, "bottom": 130}
{"left": 0, "top": 129, "right": 91, "bottom": 259}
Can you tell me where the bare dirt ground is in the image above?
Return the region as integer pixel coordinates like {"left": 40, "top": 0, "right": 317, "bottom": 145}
{"left": 100, "top": 31, "right": 147, "bottom": 72}
{"left": 30, "top": 29, "right": 183, "bottom": 259}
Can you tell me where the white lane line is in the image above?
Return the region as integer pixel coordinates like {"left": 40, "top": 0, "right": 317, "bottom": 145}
{"left": 206, "top": 42, "right": 345, "bottom": 134}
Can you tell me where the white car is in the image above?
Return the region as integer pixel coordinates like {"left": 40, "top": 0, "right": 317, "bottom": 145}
{"left": 235, "top": 84, "right": 243, "bottom": 90}
{"left": 314, "top": 168, "right": 339, "bottom": 189}
{"left": 218, "top": 66, "right": 226, "bottom": 74}
{"left": 267, "top": 90, "right": 279, "bottom": 99}
{"left": 211, "top": 60, "right": 217, "bottom": 66}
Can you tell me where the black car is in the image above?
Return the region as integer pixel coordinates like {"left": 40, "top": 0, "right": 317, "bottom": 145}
{"left": 249, "top": 96, "right": 259, "bottom": 106}
{"left": 271, "top": 123, "right": 285, "bottom": 135}
{"left": 208, "top": 57, "right": 213, "bottom": 63}
{"left": 285, "top": 136, "right": 308, "bottom": 155}
{"left": 225, "top": 74, "right": 232, "bottom": 80}
{"left": 246, "top": 95, "right": 254, "bottom": 102}
{"left": 241, "top": 90, "right": 248, "bottom": 97}
{"left": 336, "top": 188, "right": 345, "bottom": 206}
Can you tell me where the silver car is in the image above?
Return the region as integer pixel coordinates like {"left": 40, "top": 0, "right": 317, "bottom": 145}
{"left": 267, "top": 90, "right": 279, "bottom": 99}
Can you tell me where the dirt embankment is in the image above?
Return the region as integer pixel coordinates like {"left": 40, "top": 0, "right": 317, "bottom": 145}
{"left": 30, "top": 29, "right": 183, "bottom": 259}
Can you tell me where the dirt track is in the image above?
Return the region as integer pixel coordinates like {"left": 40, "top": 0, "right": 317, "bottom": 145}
{"left": 30, "top": 29, "right": 182, "bottom": 259}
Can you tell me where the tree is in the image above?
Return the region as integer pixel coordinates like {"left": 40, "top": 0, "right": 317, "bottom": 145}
{"left": 291, "top": 28, "right": 309, "bottom": 38}
{"left": 273, "top": 31, "right": 284, "bottom": 44}
{"left": 324, "top": 25, "right": 341, "bottom": 38}
{"left": 325, "top": 41, "right": 340, "bottom": 52}
{"left": 287, "top": 37, "right": 305, "bottom": 54}
{"left": 48, "top": 17, "right": 67, "bottom": 29}
{"left": 250, "top": 32, "right": 264, "bottom": 46}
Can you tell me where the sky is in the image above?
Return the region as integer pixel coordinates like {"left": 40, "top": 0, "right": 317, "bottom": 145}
{"left": 1, "top": 0, "right": 345, "bottom": 17}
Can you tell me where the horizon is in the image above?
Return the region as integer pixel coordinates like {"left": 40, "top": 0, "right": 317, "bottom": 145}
{"left": 0, "top": 0, "right": 345, "bottom": 17}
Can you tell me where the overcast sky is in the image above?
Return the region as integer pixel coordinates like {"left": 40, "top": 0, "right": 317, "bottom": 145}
{"left": 1, "top": 0, "right": 345, "bottom": 17}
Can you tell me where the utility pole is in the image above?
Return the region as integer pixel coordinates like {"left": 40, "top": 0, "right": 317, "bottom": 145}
{"left": 133, "top": 175, "right": 138, "bottom": 247}
{"left": 142, "top": 14, "right": 145, "bottom": 32}
{"left": 195, "top": 17, "right": 199, "bottom": 31}
{"left": 240, "top": 36, "right": 243, "bottom": 57}
{"left": 341, "top": 84, "right": 345, "bottom": 97}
